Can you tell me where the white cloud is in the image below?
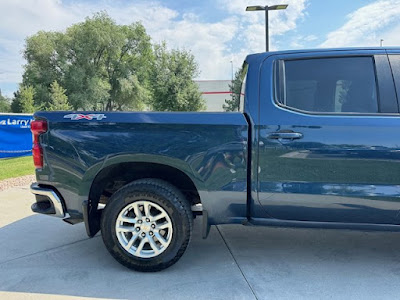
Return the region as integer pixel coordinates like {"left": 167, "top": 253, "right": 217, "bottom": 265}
{"left": 0, "top": 0, "right": 308, "bottom": 95}
{"left": 290, "top": 34, "right": 317, "bottom": 49}
{"left": 0, "top": 0, "right": 77, "bottom": 37}
{"left": 217, "top": 0, "right": 308, "bottom": 52}
{"left": 153, "top": 17, "right": 238, "bottom": 79}
{"left": 380, "top": 23, "right": 400, "bottom": 46}
{"left": 320, "top": 0, "right": 400, "bottom": 48}
{"left": 0, "top": 0, "right": 84, "bottom": 89}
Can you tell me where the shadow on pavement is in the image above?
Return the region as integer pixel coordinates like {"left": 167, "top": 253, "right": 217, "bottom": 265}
{"left": 3, "top": 213, "right": 400, "bottom": 299}
{"left": 0, "top": 216, "right": 253, "bottom": 300}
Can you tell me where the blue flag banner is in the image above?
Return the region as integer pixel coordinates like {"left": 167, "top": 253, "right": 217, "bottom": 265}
{"left": 0, "top": 114, "right": 34, "bottom": 159}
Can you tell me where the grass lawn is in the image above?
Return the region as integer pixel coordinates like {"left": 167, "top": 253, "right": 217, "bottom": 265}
{"left": 0, "top": 156, "right": 35, "bottom": 181}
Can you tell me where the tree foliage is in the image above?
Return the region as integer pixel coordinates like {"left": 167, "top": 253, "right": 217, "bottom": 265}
{"left": 0, "top": 90, "right": 11, "bottom": 112}
{"left": 22, "top": 30, "right": 64, "bottom": 109}
{"left": 150, "top": 44, "right": 205, "bottom": 111}
{"left": 18, "top": 86, "right": 36, "bottom": 113}
{"left": 223, "top": 68, "right": 242, "bottom": 112}
{"left": 48, "top": 81, "right": 71, "bottom": 111}
{"left": 18, "top": 12, "right": 203, "bottom": 112}
{"left": 23, "top": 12, "right": 153, "bottom": 111}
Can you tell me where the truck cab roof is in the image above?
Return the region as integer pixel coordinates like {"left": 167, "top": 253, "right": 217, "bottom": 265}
{"left": 245, "top": 47, "right": 400, "bottom": 62}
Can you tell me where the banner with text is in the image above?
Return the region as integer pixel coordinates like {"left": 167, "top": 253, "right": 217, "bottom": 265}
{"left": 0, "top": 114, "right": 34, "bottom": 159}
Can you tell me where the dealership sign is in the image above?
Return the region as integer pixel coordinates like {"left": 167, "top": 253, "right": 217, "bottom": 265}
{"left": 0, "top": 118, "right": 32, "bottom": 128}
{"left": 0, "top": 114, "right": 34, "bottom": 158}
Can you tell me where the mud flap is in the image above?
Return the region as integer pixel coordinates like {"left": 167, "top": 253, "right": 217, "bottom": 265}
{"left": 202, "top": 210, "right": 210, "bottom": 239}
{"left": 82, "top": 200, "right": 101, "bottom": 237}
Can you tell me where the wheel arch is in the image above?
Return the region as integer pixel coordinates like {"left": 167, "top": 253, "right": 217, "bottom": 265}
{"left": 84, "top": 158, "right": 202, "bottom": 237}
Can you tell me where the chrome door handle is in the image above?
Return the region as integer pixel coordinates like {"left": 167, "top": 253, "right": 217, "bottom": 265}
{"left": 267, "top": 132, "right": 303, "bottom": 140}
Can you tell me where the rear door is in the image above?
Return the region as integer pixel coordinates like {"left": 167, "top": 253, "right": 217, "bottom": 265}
{"left": 257, "top": 50, "right": 400, "bottom": 224}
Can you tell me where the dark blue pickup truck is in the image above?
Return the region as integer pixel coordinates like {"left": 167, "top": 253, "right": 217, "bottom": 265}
{"left": 30, "top": 48, "right": 400, "bottom": 271}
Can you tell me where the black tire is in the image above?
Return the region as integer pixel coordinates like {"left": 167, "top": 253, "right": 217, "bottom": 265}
{"left": 100, "top": 178, "right": 193, "bottom": 272}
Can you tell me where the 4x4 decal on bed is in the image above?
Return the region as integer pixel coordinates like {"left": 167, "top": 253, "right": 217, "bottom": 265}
{"left": 63, "top": 114, "right": 107, "bottom": 121}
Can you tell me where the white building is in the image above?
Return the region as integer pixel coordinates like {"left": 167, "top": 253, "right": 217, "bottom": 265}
{"left": 195, "top": 80, "right": 231, "bottom": 112}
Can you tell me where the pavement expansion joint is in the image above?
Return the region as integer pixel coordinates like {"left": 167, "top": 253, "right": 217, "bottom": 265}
{"left": 215, "top": 225, "right": 259, "bottom": 300}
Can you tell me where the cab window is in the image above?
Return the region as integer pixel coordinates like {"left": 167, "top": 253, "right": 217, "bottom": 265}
{"left": 276, "top": 57, "right": 379, "bottom": 114}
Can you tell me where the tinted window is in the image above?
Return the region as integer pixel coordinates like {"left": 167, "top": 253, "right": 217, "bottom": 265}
{"left": 278, "top": 57, "right": 378, "bottom": 113}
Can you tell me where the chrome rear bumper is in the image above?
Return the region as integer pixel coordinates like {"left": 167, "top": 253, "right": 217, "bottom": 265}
{"left": 30, "top": 183, "right": 70, "bottom": 218}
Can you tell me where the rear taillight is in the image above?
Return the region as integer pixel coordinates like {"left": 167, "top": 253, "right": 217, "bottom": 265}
{"left": 31, "top": 120, "right": 48, "bottom": 168}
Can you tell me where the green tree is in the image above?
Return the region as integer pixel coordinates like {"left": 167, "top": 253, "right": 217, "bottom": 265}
{"left": 18, "top": 85, "right": 36, "bottom": 113}
{"left": 0, "top": 90, "right": 11, "bottom": 112}
{"left": 150, "top": 44, "right": 205, "bottom": 111}
{"left": 11, "top": 91, "right": 21, "bottom": 113}
{"left": 223, "top": 69, "right": 242, "bottom": 112}
{"left": 23, "top": 31, "right": 65, "bottom": 108}
{"left": 22, "top": 12, "right": 153, "bottom": 111}
{"left": 48, "top": 81, "right": 71, "bottom": 111}
{"left": 115, "top": 75, "right": 149, "bottom": 111}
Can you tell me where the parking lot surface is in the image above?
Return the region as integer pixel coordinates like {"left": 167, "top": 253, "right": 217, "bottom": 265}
{"left": 1, "top": 185, "right": 400, "bottom": 299}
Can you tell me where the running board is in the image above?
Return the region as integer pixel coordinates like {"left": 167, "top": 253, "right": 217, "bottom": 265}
{"left": 247, "top": 217, "right": 400, "bottom": 232}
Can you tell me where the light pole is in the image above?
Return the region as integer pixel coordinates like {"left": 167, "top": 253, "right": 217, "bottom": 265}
{"left": 230, "top": 59, "right": 234, "bottom": 82}
{"left": 246, "top": 4, "right": 288, "bottom": 52}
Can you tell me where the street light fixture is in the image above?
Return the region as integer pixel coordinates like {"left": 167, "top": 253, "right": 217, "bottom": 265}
{"left": 246, "top": 4, "right": 288, "bottom": 52}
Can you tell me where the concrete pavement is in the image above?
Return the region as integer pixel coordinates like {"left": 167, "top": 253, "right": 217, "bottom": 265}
{"left": 1, "top": 186, "right": 400, "bottom": 299}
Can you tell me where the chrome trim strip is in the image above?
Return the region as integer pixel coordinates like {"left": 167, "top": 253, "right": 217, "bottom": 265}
{"left": 30, "top": 183, "right": 70, "bottom": 218}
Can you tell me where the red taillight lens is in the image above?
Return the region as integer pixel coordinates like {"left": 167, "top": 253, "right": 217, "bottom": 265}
{"left": 31, "top": 120, "right": 47, "bottom": 142}
{"left": 31, "top": 120, "right": 48, "bottom": 168}
{"left": 32, "top": 143, "right": 43, "bottom": 168}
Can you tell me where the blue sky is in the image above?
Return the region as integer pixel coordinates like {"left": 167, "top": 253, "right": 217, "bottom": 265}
{"left": 1, "top": 0, "right": 400, "bottom": 97}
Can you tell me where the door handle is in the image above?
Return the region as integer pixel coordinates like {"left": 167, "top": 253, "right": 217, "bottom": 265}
{"left": 267, "top": 132, "right": 303, "bottom": 140}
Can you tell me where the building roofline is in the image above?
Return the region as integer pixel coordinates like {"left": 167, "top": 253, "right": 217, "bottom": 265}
{"left": 195, "top": 80, "right": 231, "bottom": 82}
